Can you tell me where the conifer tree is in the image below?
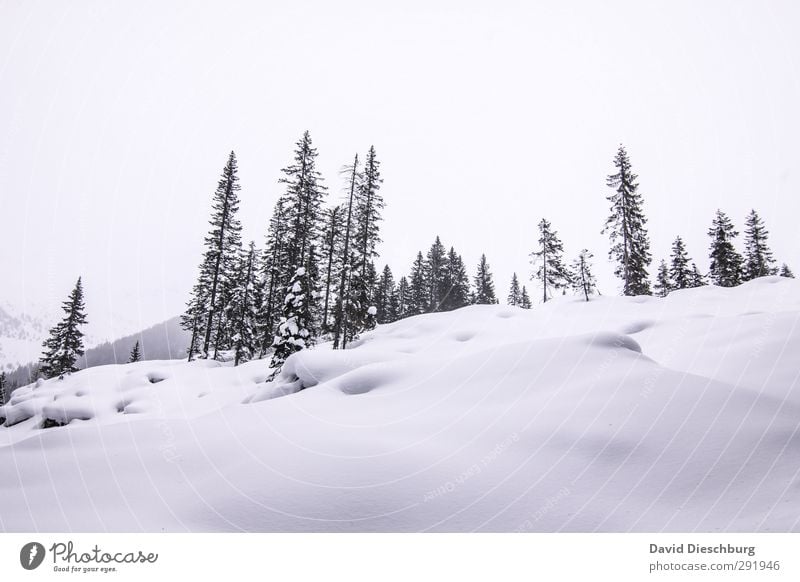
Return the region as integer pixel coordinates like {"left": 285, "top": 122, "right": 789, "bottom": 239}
{"left": 654, "top": 260, "right": 672, "bottom": 297}
{"left": 270, "top": 267, "right": 315, "bottom": 372}
{"left": 0, "top": 371, "right": 7, "bottom": 404}
{"left": 374, "top": 265, "right": 397, "bottom": 324}
{"left": 332, "top": 154, "right": 359, "bottom": 349}
{"left": 407, "top": 252, "right": 428, "bottom": 315}
{"left": 669, "top": 236, "right": 694, "bottom": 290}
{"left": 531, "top": 218, "right": 571, "bottom": 302}
{"left": 40, "top": 277, "right": 88, "bottom": 379}
{"left": 779, "top": 263, "right": 794, "bottom": 278}
{"left": 571, "top": 249, "right": 597, "bottom": 301}
{"left": 602, "top": 145, "right": 652, "bottom": 295}
{"left": 128, "top": 341, "right": 142, "bottom": 363}
{"left": 320, "top": 205, "right": 342, "bottom": 331}
{"left": 520, "top": 286, "right": 533, "bottom": 309}
{"left": 708, "top": 210, "right": 744, "bottom": 287}
{"left": 396, "top": 276, "right": 410, "bottom": 319}
{"left": 742, "top": 209, "right": 776, "bottom": 280}
{"left": 689, "top": 263, "right": 706, "bottom": 288}
{"left": 230, "top": 242, "right": 259, "bottom": 366}
{"left": 472, "top": 254, "right": 498, "bottom": 304}
{"left": 424, "top": 237, "right": 448, "bottom": 311}
{"left": 441, "top": 247, "right": 471, "bottom": 311}
{"left": 507, "top": 273, "right": 522, "bottom": 306}
{"left": 182, "top": 151, "right": 243, "bottom": 360}
{"left": 257, "top": 197, "right": 291, "bottom": 356}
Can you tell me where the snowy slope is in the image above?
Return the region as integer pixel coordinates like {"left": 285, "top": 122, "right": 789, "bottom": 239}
{"left": 0, "top": 277, "right": 799, "bottom": 532}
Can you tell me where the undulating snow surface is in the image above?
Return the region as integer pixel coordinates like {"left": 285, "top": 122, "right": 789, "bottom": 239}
{"left": 1, "top": 277, "right": 799, "bottom": 532}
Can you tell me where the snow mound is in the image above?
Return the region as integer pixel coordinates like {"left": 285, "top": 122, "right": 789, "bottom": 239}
{"left": 0, "top": 277, "right": 799, "bottom": 532}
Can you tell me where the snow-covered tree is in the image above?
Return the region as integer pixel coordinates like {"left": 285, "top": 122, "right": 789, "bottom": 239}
{"left": 779, "top": 263, "right": 795, "bottom": 278}
{"left": 270, "top": 267, "right": 315, "bottom": 372}
{"left": 424, "top": 236, "right": 448, "bottom": 311}
{"left": 332, "top": 154, "right": 360, "bottom": 349}
{"left": 669, "top": 236, "right": 694, "bottom": 290}
{"left": 257, "top": 197, "right": 291, "bottom": 356}
{"left": 182, "top": 151, "right": 243, "bottom": 360}
{"left": 571, "top": 249, "right": 597, "bottom": 301}
{"left": 472, "top": 254, "right": 498, "bottom": 304}
{"left": 128, "top": 341, "right": 142, "bottom": 363}
{"left": 708, "top": 209, "right": 743, "bottom": 287}
{"left": 654, "top": 260, "right": 672, "bottom": 298}
{"left": 520, "top": 286, "right": 533, "bottom": 309}
{"left": 602, "top": 145, "right": 652, "bottom": 296}
{"left": 507, "top": 273, "right": 522, "bottom": 306}
{"left": 531, "top": 218, "right": 571, "bottom": 302}
{"left": 320, "top": 205, "right": 342, "bottom": 332}
{"left": 407, "top": 252, "right": 428, "bottom": 315}
{"left": 742, "top": 209, "right": 776, "bottom": 280}
{"left": 40, "top": 277, "right": 88, "bottom": 379}
{"left": 0, "top": 371, "right": 7, "bottom": 404}
{"left": 374, "top": 265, "right": 397, "bottom": 324}
{"left": 396, "top": 276, "right": 410, "bottom": 319}
{"left": 689, "top": 263, "right": 706, "bottom": 288}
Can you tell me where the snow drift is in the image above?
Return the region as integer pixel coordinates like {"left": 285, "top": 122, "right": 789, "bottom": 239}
{"left": 1, "top": 277, "right": 799, "bottom": 532}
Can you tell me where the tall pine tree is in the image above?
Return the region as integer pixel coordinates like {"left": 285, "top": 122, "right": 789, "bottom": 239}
{"left": 602, "top": 145, "right": 651, "bottom": 295}
{"left": 182, "top": 151, "right": 243, "bottom": 360}
{"left": 40, "top": 277, "right": 88, "bottom": 379}
{"left": 229, "top": 242, "right": 259, "bottom": 366}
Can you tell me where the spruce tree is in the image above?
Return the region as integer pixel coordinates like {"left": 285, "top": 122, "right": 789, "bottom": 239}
{"left": 602, "top": 145, "right": 652, "bottom": 295}
{"left": 424, "top": 236, "right": 448, "bottom": 311}
{"left": 257, "top": 197, "right": 291, "bottom": 356}
{"left": 128, "top": 341, "right": 142, "bottom": 363}
{"left": 689, "top": 263, "right": 707, "bottom": 288}
{"left": 374, "top": 265, "right": 397, "bottom": 324}
{"left": 441, "top": 247, "right": 471, "bottom": 311}
{"left": 571, "top": 249, "right": 597, "bottom": 301}
{"left": 742, "top": 209, "right": 776, "bottom": 280}
{"left": 654, "top": 260, "right": 672, "bottom": 297}
{"left": 520, "top": 286, "right": 533, "bottom": 309}
{"left": 507, "top": 273, "right": 522, "bottom": 306}
{"left": 708, "top": 209, "right": 744, "bottom": 287}
{"left": 270, "top": 267, "right": 315, "bottom": 372}
{"left": 229, "top": 242, "right": 259, "bottom": 366}
{"left": 472, "top": 254, "right": 498, "bottom": 304}
{"left": 669, "top": 236, "right": 693, "bottom": 290}
{"left": 182, "top": 151, "right": 243, "bottom": 360}
{"left": 407, "top": 252, "right": 428, "bottom": 315}
{"left": 320, "top": 205, "right": 342, "bottom": 332}
{"left": 396, "top": 276, "right": 410, "bottom": 319}
{"left": 332, "top": 154, "right": 359, "bottom": 349}
{"left": 779, "top": 263, "right": 794, "bottom": 278}
{"left": 531, "top": 218, "right": 571, "bottom": 302}
{"left": 40, "top": 277, "right": 88, "bottom": 379}
{"left": 0, "top": 371, "right": 7, "bottom": 404}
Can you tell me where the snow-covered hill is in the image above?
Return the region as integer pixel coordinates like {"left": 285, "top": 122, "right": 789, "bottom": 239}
{"left": 1, "top": 277, "right": 799, "bottom": 532}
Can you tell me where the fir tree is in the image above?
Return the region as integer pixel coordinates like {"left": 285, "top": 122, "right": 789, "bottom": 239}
{"left": 396, "top": 276, "right": 410, "bottom": 319}
{"left": 742, "top": 209, "right": 776, "bottom": 280}
{"left": 531, "top": 218, "right": 571, "bottom": 302}
{"left": 669, "top": 236, "right": 693, "bottom": 290}
{"left": 571, "top": 249, "right": 597, "bottom": 301}
{"left": 407, "top": 252, "right": 428, "bottom": 315}
{"left": 602, "top": 145, "right": 652, "bottom": 295}
{"left": 689, "top": 263, "right": 706, "bottom": 287}
{"left": 182, "top": 151, "right": 243, "bottom": 360}
{"left": 40, "top": 277, "right": 88, "bottom": 379}
{"left": 507, "top": 273, "right": 522, "bottom": 306}
{"left": 374, "top": 265, "right": 397, "bottom": 324}
{"left": 472, "top": 254, "right": 498, "bottom": 304}
{"left": 320, "top": 205, "right": 342, "bottom": 332}
{"left": 779, "top": 263, "right": 794, "bottom": 278}
{"left": 257, "top": 197, "right": 291, "bottom": 356}
{"left": 424, "top": 236, "right": 448, "bottom": 311}
{"left": 654, "top": 260, "right": 672, "bottom": 298}
{"left": 0, "top": 371, "right": 7, "bottom": 404}
{"left": 229, "top": 242, "right": 259, "bottom": 366}
{"left": 128, "top": 341, "right": 142, "bottom": 363}
{"left": 708, "top": 209, "right": 744, "bottom": 287}
{"left": 441, "top": 247, "right": 471, "bottom": 311}
{"left": 332, "top": 154, "right": 359, "bottom": 349}
{"left": 270, "top": 267, "right": 315, "bottom": 373}
{"left": 520, "top": 286, "right": 533, "bottom": 309}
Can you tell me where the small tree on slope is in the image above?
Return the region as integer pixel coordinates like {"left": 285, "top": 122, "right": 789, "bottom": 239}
{"left": 531, "top": 218, "right": 571, "bottom": 302}
{"left": 571, "top": 249, "right": 597, "bottom": 301}
{"left": 507, "top": 273, "right": 522, "bottom": 306}
{"left": 669, "top": 236, "right": 694, "bottom": 290}
{"left": 472, "top": 254, "right": 498, "bottom": 304}
{"left": 654, "top": 260, "right": 672, "bottom": 298}
{"left": 742, "top": 209, "right": 776, "bottom": 280}
{"left": 779, "top": 263, "right": 794, "bottom": 278}
{"left": 40, "top": 277, "right": 88, "bottom": 379}
{"left": 270, "top": 267, "right": 315, "bottom": 373}
{"left": 520, "top": 286, "right": 533, "bottom": 309}
{"left": 128, "top": 341, "right": 142, "bottom": 363}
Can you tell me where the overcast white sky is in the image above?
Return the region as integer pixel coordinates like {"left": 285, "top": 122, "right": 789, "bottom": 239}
{"left": 1, "top": 0, "right": 799, "bottom": 339}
